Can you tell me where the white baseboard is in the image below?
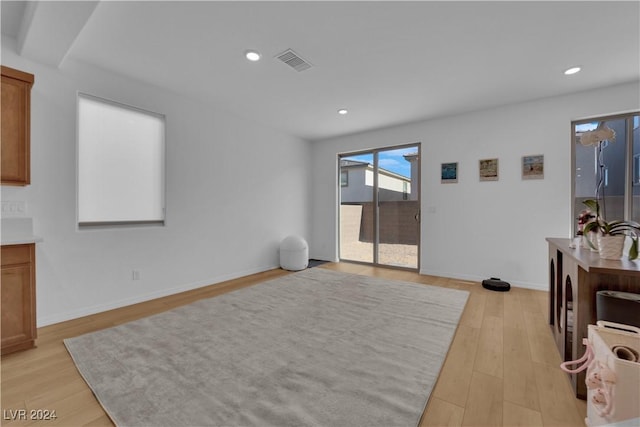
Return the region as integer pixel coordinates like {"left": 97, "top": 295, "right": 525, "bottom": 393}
{"left": 39, "top": 264, "right": 546, "bottom": 327}
{"left": 419, "top": 268, "right": 547, "bottom": 291}
{"left": 37, "top": 264, "right": 280, "bottom": 327}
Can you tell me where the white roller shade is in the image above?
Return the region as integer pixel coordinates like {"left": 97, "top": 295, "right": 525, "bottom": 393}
{"left": 78, "top": 93, "right": 165, "bottom": 225}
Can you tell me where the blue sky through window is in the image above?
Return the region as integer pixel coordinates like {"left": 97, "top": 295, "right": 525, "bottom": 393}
{"left": 343, "top": 147, "right": 417, "bottom": 178}
{"left": 575, "top": 122, "right": 599, "bottom": 132}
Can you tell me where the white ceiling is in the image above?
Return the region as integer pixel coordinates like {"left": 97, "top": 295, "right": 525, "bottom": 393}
{"left": 2, "top": 1, "right": 639, "bottom": 141}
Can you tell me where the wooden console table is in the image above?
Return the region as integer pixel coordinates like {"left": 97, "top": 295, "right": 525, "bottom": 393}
{"left": 547, "top": 237, "right": 640, "bottom": 399}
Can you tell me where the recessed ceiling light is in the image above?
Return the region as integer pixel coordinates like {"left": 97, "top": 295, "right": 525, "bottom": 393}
{"left": 564, "top": 66, "right": 581, "bottom": 75}
{"left": 245, "top": 50, "right": 261, "bottom": 62}
{"left": 338, "top": 109, "right": 348, "bottom": 115}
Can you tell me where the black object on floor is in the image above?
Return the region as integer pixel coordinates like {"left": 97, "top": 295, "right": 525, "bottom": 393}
{"left": 307, "top": 259, "right": 329, "bottom": 268}
{"left": 482, "top": 277, "right": 511, "bottom": 292}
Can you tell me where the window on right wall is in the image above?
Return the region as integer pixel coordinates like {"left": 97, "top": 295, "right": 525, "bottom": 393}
{"left": 573, "top": 112, "right": 640, "bottom": 234}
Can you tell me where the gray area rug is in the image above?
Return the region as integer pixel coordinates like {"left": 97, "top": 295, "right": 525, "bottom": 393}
{"left": 64, "top": 268, "right": 469, "bottom": 427}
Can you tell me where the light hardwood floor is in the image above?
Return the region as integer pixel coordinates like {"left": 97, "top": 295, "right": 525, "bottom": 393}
{"left": 1, "top": 263, "right": 587, "bottom": 426}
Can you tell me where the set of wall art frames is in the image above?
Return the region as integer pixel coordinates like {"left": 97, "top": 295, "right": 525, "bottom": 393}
{"left": 440, "top": 155, "right": 544, "bottom": 184}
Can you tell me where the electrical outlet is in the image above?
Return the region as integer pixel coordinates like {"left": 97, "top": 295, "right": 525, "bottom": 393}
{"left": 132, "top": 270, "right": 140, "bottom": 280}
{"left": 1, "top": 201, "right": 27, "bottom": 217}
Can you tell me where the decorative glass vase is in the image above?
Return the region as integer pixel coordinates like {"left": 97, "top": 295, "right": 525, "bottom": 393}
{"left": 583, "top": 231, "right": 600, "bottom": 251}
{"left": 597, "top": 234, "right": 625, "bottom": 260}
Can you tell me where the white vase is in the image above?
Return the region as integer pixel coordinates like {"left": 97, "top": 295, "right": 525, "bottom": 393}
{"left": 598, "top": 234, "right": 625, "bottom": 260}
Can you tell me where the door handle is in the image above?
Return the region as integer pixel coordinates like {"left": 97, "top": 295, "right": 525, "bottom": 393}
{"left": 414, "top": 210, "right": 420, "bottom": 222}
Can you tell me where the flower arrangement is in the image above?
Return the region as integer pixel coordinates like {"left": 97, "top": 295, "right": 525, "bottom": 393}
{"left": 575, "top": 121, "right": 639, "bottom": 259}
{"left": 578, "top": 121, "right": 616, "bottom": 219}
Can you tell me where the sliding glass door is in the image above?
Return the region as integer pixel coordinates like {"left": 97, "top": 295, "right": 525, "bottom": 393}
{"left": 339, "top": 144, "right": 420, "bottom": 270}
{"left": 376, "top": 146, "right": 420, "bottom": 268}
{"left": 339, "top": 152, "right": 375, "bottom": 264}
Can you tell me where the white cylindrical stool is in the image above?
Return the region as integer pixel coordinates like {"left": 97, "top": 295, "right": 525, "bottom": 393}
{"left": 280, "top": 235, "right": 308, "bottom": 271}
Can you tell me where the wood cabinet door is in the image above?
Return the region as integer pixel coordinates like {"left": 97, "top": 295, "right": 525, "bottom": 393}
{"left": 1, "top": 244, "right": 36, "bottom": 354}
{"left": 1, "top": 66, "right": 33, "bottom": 185}
{"left": 1, "top": 264, "right": 35, "bottom": 351}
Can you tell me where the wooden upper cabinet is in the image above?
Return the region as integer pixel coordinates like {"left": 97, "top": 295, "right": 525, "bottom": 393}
{"left": 1, "top": 65, "right": 34, "bottom": 186}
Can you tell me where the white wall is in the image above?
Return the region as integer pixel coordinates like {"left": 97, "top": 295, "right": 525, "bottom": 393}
{"left": 310, "top": 81, "right": 640, "bottom": 289}
{"left": 1, "top": 38, "right": 311, "bottom": 326}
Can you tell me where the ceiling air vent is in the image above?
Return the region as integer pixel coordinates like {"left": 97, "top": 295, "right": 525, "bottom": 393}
{"left": 276, "top": 49, "right": 312, "bottom": 72}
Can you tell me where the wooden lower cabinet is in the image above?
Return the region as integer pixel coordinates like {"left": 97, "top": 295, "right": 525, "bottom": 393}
{"left": 547, "top": 238, "right": 640, "bottom": 399}
{"left": 1, "top": 244, "right": 36, "bottom": 355}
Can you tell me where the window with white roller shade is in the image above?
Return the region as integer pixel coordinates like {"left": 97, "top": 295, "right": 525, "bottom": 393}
{"left": 77, "top": 93, "right": 165, "bottom": 226}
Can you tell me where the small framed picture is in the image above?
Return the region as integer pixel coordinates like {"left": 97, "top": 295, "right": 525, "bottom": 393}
{"left": 522, "top": 154, "right": 544, "bottom": 180}
{"left": 441, "top": 162, "right": 458, "bottom": 183}
{"left": 479, "top": 158, "right": 499, "bottom": 181}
